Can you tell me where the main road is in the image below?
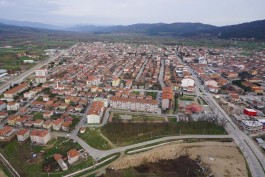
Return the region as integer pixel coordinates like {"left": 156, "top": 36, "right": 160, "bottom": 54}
{"left": 0, "top": 43, "right": 80, "bottom": 94}
{"left": 176, "top": 52, "right": 265, "bottom": 177}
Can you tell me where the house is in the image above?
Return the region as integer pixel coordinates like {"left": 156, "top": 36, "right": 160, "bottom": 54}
{"left": 30, "top": 129, "right": 51, "bottom": 145}
{"left": 35, "top": 76, "right": 47, "bottom": 84}
{"left": 43, "top": 120, "right": 53, "bottom": 129}
{"left": 35, "top": 69, "right": 48, "bottom": 83}
{"left": 17, "top": 129, "right": 30, "bottom": 142}
{"left": 43, "top": 111, "right": 53, "bottom": 119}
{"left": 53, "top": 118, "right": 64, "bottom": 130}
{"left": 125, "top": 80, "right": 133, "bottom": 88}
{"left": 7, "top": 102, "right": 20, "bottom": 111}
{"left": 23, "top": 92, "right": 34, "bottom": 99}
{"left": 181, "top": 76, "right": 195, "bottom": 91}
{"left": 110, "top": 96, "right": 158, "bottom": 113}
{"left": 0, "top": 111, "right": 8, "bottom": 121}
{"left": 112, "top": 77, "right": 120, "bottom": 87}
{"left": 162, "top": 87, "right": 173, "bottom": 110}
{"left": 54, "top": 154, "right": 68, "bottom": 171}
{"left": 223, "top": 72, "right": 238, "bottom": 79}
{"left": 43, "top": 95, "right": 50, "bottom": 102}
{"left": 7, "top": 115, "right": 20, "bottom": 125}
{"left": 86, "top": 76, "right": 101, "bottom": 86}
{"left": 0, "top": 101, "right": 7, "bottom": 111}
{"left": 33, "top": 119, "right": 44, "bottom": 128}
{"left": 0, "top": 126, "right": 13, "bottom": 137}
{"left": 87, "top": 101, "right": 104, "bottom": 124}
{"left": 62, "top": 122, "right": 72, "bottom": 131}
{"left": 67, "top": 149, "right": 80, "bottom": 165}
{"left": 4, "top": 83, "right": 28, "bottom": 98}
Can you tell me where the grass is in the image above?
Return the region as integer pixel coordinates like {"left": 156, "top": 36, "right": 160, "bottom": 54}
{"left": 33, "top": 112, "right": 43, "bottom": 120}
{"left": 78, "top": 128, "right": 112, "bottom": 150}
{"left": 146, "top": 92, "right": 157, "bottom": 99}
{"left": 0, "top": 138, "right": 93, "bottom": 177}
{"left": 101, "top": 121, "right": 226, "bottom": 146}
{"left": 174, "top": 98, "right": 178, "bottom": 114}
{"left": 179, "top": 96, "right": 195, "bottom": 101}
{"left": 112, "top": 113, "right": 166, "bottom": 122}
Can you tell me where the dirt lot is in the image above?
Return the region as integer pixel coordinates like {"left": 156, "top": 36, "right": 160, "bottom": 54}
{"left": 110, "top": 141, "right": 247, "bottom": 177}
{"left": 0, "top": 169, "right": 7, "bottom": 177}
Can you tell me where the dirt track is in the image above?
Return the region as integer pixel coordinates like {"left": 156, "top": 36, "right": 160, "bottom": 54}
{"left": 110, "top": 141, "right": 247, "bottom": 177}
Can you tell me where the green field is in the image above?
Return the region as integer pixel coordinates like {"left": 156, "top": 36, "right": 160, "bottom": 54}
{"left": 112, "top": 113, "right": 166, "bottom": 122}
{"left": 0, "top": 138, "right": 92, "bottom": 177}
{"left": 78, "top": 128, "right": 113, "bottom": 150}
{"left": 101, "top": 121, "right": 226, "bottom": 146}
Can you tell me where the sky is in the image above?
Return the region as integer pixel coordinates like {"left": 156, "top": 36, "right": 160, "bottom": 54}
{"left": 0, "top": 0, "right": 265, "bottom": 26}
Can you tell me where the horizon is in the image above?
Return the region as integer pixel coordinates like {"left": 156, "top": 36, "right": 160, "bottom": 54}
{"left": 0, "top": 0, "right": 265, "bottom": 26}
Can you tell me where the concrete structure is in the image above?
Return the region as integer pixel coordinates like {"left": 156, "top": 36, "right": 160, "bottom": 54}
{"left": 0, "top": 101, "right": 6, "bottom": 111}
{"left": 54, "top": 154, "right": 68, "bottom": 171}
{"left": 7, "top": 102, "right": 20, "bottom": 111}
{"left": 112, "top": 77, "right": 120, "bottom": 87}
{"left": 241, "top": 120, "right": 263, "bottom": 134}
{"left": 110, "top": 96, "right": 158, "bottom": 113}
{"left": 35, "top": 68, "right": 48, "bottom": 83}
{"left": 30, "top": 129, "right": 51, "bottom": 145}
{"left": 67, "top": 149, "right": 80, "bottom": 165}
{"left": 17, "top": 129, "right": 30, "bottom": 142}
{"left": 87, "top": 101, "right": 104, "bottom": 124}
{"left": 161, "top": 87, "right": 173, "bottom": 110}
{"left": 4, "top": 83, "right": 28, "bottom": 98}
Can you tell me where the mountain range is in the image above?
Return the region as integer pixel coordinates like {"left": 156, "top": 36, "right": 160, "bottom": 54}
{"left": 0, "top": 18, "right": 265, "bottom": 40}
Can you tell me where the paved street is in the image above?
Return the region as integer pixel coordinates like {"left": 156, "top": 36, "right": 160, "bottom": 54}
{"left": 135, "top": 58, "right": 148, "bottom": 81}
{"left": 158, "top": 59, "right": 166, "bottom": 87}
{"left": 176, "top": 54, "right": 265, "bottom": 177}
{"left": 0, "top": 43, "right": 80, "bottom": 95}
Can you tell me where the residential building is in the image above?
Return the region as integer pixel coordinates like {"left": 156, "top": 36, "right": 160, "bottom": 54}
{"left": 0, "top": 126, "right": 13, "bottom": 137}
{"left": 54, "top": 154, "right": 68, "bottom": 171}
{"left": 112, "top": 77, "right": 120, "bottom": 87}
{"left": 53, "top": 118, "right": 64, "bottom": 130}
{"left": 30, "top": 129, "right": 51, "bottom": 145}
{"left": 110, "top": 96, "right": 158, "bottom": 113}
{"left": 0, "top": 101, "right": 6, "bottom": 111}
{"left": 162, "top": 87, "right": 173, "bottom": 110}
{"left": 7, "top": 102, "right": 20, "bottom": 111}
{"left": 7, "top": 115, "right": 20, "bottom": 125}
{"left": 4, "top": 83, "right": 28, "bottom": 98}
{"left": 17, "top": 129, "right": 30, "bottom": 142}
{"left": 87, "top": 101, "right": 104, "bottom": 124}
{"left": 67, "top": 149, "right": 80, "bottom": 165}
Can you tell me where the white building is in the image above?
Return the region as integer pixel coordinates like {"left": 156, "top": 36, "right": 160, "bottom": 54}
{"left": 181, "top": 77, "right": 195, "bottom": 91}
{"left": 241, "top": 120, "right": 263, "bottom": 134}
{"left": 17, "top": 129, "right": 30, "bottom": 142}
{"left": 30, "top": 129, "right": 51, "bottom": 145}
{"left": 35, "top": 69, "right": 48, "bottom": 83}
{"left": 7, "top": 102, "right": 20, "bottom": 111}
{"left": 67, "top": 149, "right": 80, "bottom": 165}
{"left": 87, "top": 101, "right": 104, "bottom": 124}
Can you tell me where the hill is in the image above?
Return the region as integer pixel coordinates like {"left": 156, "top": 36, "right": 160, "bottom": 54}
{"left": 182, "top": 19, "right": 265, "bottom": 40}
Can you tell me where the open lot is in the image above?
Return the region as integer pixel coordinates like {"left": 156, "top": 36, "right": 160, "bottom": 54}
{"left": 110, "top": 141, "right": 248, "bottom": 177}
{"left": 101, "top": 121, "right": 226, "bottom": 146}
{"left": 78, "top": 128, "right": 113, "bottom": 150}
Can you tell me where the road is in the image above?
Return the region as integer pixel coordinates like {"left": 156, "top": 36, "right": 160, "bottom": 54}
{"left": 69, "top": 134, "right": 231, "bottom": 160}
{"left": 0, "top": 43, "right": 80, "bottom": 95}
{"left": 135, "top": 59, "right": 148, "bottom": 81}
{"left": 176, "top": 54, "right": 265, "bottom": 177}
{"left": 158, "top": 59, "right": 166, "bottom": 87}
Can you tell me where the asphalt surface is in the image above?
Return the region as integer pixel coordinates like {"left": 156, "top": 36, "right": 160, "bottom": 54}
{"left": 177, "top": 54, "right": 265, "bottom": 177}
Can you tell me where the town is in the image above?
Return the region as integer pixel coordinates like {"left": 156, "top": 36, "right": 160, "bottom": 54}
{"left": 0, "top": 42, "right": 265, "bottom": 177}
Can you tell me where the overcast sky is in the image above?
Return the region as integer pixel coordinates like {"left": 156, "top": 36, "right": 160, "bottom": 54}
{"left": 0, "top": 0, "right": 265, "bottom": 26}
